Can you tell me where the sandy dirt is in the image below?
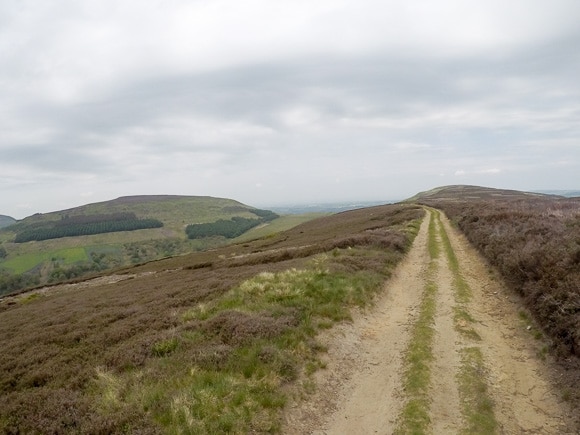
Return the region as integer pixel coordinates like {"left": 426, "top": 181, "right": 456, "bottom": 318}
{"left": 283, "top": 209, "right": 576, "bottom": 434}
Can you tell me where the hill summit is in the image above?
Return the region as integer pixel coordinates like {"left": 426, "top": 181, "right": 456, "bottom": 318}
{"left": 406, "top": 185, "right": 561, "bottom": 202}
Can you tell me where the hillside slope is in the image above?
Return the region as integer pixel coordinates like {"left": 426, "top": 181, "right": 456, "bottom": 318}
{"left": 6, "top": 195, "right": 262, "bottom": 235}
{"left": 0, "top": 195, "right": 280, "bottom": 295}
{"left": 0, "top": 203, "right": 423, "bottom": 433}
{"left": 1, "top": 189, "right": 578, "bottom": 432}
{"left": 407, "top": 184, "right": 562, "bottom": 202}
{"left": 0, "top": 215, "right": 16, "bottom": 229}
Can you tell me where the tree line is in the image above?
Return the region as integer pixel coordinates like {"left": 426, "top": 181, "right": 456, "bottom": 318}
{"left": 55, "top": 212, "right": 140, "bottom": 226}
{"left": 0, "top": 271, "right": 40, "bottom": 297}
{"left": 13, "top": 215, "right": 163, "bottom": 243}
{"left": 185, "top": 209, "right": 278, "bottom": 240}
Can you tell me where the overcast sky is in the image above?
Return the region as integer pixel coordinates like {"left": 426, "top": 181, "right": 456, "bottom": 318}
{"left": 1, "top": 0, "right": 579, "bottom": 218}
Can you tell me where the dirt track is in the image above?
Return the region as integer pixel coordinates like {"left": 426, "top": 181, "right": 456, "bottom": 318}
{"left": 283, "top": 209, "right": 576, "bottom": 434}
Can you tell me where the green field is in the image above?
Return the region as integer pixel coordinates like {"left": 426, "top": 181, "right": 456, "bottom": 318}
{"left": 1, "top": 247, "right": 89, "bottom": 274}
{"left": 232, "top": 213, "right": 329, "bottom": 243}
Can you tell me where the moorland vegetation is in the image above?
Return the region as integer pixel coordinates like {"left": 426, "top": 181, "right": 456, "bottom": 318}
{"left": 2, "top": 185, "right": 578, "bottom": 432}
{"left": 0, "top": 203, "right": 423, "bottom": 433}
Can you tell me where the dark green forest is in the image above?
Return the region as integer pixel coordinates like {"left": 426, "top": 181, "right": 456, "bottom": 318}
{"left": 13, "top": 213, "right": 163, "bottom": 243}
{"left": 185, "top": 209, "right": 278, "bottom": 239}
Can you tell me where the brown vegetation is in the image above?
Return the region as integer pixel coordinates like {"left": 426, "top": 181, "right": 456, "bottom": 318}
{"left": 0, "top": 204, "right": 422, "bottom": 433}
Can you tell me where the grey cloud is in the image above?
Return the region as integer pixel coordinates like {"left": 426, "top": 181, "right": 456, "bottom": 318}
{"left": 8, "top": 47, "right": 579, "bottom": 158}
{"left": 14, "top": 35, "right": 580, "bottom": 140}
{"left": 1, "top": 1, "right": 579, "bottom": 217}
{"left": 1, "top": 143, "right": 112, "bottom": 174}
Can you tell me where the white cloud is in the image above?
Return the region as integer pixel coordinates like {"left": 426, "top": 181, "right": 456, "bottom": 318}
{"left": 395, "top": 142, "right": 432, "bottom": 151}
{"left": 478, "top": 168, "right": 501, "bottom": 174}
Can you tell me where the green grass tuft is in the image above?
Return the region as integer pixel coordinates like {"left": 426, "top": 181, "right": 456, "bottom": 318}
{"left": 152, "top": 337, "right": 180, "bottom": 357}
{"left": 397, "top": 398, "right": 431, "bottom": 434}
{"left": 428, "top": 209, "right": 440, "bottom": 260}
{"left": 396, "top": 278, "right": 437, "bottom": 435}
{"left": 436, "top": 214, "right": 471, "bottom": 303}
{"left": 458, "top": 347, "right": 497, "bottom": 434}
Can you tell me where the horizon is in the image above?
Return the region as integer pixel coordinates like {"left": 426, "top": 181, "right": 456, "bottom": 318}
{"left": 2, "top": 1, "right": 579, "bottom": 219}
{"left": 2, "top": 184, "right": 580, "bottom": 221}
{"left": 1, "top": 192, "right": 404, "bottom": 220}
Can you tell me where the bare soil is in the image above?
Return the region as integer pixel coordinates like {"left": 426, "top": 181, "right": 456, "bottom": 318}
{"left": 283, "top": 210, "right": 576, "bottom": 434}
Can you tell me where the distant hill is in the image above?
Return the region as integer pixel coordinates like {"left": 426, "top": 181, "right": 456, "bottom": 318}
{"left": 11, "top": 195, "right": 262, "bottom": 233}
{"left": 269, "top": 200, "right": 397, "bottom": 214}
{"left": 0, "top": 195, "right": 282, "bottom": 291}
{"left": 0, "top": 215, "right": 16, "bottom": 229}
{"left": 534, "top": 190, "right": 580, "bottom": 198}
{"left": 406, "top": 185, "right": 562, "bottom": 203}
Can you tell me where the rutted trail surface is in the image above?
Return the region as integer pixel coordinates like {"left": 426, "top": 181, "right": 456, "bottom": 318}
{"left": 283, "top": 209, "right": 575, "bottom": 434}
{"left": 283, "top": 205, "right": 430, "bottom": 433}
{"left": 438, "top": 213, "right": 574, "bottom": 434}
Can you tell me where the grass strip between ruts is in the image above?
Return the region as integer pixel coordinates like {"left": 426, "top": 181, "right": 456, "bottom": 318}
{"left": 394, "top": 210, "right": 438, "bottom": 434}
